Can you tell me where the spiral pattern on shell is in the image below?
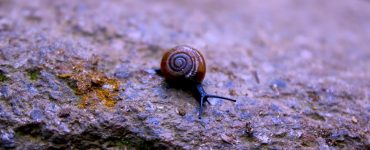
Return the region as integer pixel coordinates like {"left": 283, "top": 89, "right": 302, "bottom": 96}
{"left": 160, "top": 45, "right": 206, "bottom": 83}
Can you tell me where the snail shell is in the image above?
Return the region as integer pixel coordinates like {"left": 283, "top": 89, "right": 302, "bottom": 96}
{"left": 160, "top": 45, "right": 206, "bottom": 83}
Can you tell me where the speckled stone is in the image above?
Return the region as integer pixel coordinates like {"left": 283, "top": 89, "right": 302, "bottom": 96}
{"left": 0, "top": 0, "right": 369, "bottom": 149}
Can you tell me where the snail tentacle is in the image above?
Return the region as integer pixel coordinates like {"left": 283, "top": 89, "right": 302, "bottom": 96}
{"left": 205, "top": 95, "right": 237, "bottom": 102}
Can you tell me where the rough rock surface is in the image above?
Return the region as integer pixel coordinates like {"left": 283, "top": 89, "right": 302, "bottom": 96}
{"left": 1, "top": 0, "right": 370, "bottom": 149}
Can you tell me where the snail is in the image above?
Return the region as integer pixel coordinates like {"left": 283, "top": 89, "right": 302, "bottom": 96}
{"left": 156, "top": 45, "right": 236, "bottom": 118}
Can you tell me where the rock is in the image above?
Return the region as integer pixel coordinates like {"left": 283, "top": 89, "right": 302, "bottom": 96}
{"left": 351, "top": 116, "right": 358, "bottom": 124}
{"left": 175, "top": 107, "right": 186, "bottom": 116}
{"left": 221, "top": 133, "right": 236, "bottom": 144}
{"left": 0, "top": 0, "right": 369, "bottom": 149}
{"left": 255, "top": 133, "right": 270, "bottom": 144}
{"left": 0, "top": 131, "right": 16, "bottom": 148}
{"left": 244, "top": 122, "right": 254, "bottom": 137}
{"left": 0, "top": 85, "right": 11, "bottom": 99}
{"left": 30, "top": 109, "right": 44, "bottom": 121}
{"left": 114, "top": 71, "right": 131, "bottom": 79}
{"left": 270, "top": 79, "right": 288, "bottom": 89}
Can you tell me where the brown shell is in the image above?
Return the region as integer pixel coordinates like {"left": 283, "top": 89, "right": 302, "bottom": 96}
{"left": 160, "top": 45, "right": 206, "bottom": 83}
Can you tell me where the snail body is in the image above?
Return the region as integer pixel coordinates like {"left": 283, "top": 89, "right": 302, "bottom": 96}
{"left": 157, "top": 45, "right": 236, "bottom": 118}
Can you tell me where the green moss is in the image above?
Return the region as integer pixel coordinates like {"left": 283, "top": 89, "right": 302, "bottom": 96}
{"left": 0, "top": 71, "right": 9, "bottom": 82}
{"left": 27, "top": 69, "right": 40, "bottom": 81}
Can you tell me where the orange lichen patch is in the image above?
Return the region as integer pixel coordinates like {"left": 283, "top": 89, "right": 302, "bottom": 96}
{"left": 96, "top": 89, "right": 118, "bottom": 107}
{"left": 79, "top": 94, "right": 93, "bottom": 109}
{"left": 58, "top": 61, "right": 121, "bottom": 109}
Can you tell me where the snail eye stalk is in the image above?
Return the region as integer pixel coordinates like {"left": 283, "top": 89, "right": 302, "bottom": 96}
{"left": 205, "top": 95, "right": 237, "bottom": 102}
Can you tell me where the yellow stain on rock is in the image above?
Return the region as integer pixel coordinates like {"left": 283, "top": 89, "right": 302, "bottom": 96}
{"left": 58, "top": 61, "right": 121, "bottom": 109}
